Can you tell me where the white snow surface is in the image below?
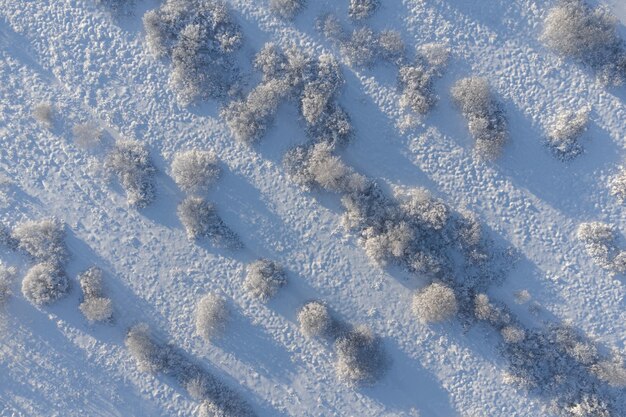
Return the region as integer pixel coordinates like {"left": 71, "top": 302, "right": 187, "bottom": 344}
{"left": 0, "top": 0, "right": 625, "bottom": 416}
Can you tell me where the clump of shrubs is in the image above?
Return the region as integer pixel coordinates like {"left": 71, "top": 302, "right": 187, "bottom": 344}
{"left": 143, "top": 0, "right": 242, "bottom": 104}
{"left": 195, "top": 293, "right": 229, "bottom": 341}
{"left": 32, "top": 103, "right": 54, "bottom": 129}
{"left": 125, "top": 324, "right": 167, "bottom": 373}
{"left": 542, "top": 0, "right": 626, "bottom": 85}
{"left": 348, "top": 0, "right": 380, "bottom": 20}
{"left": 378, "top": 30, "right": 405, "bottom": 64}
{"left": 301, "top": 54, "right": 344, "bottom": 126}
{"left": 545, "top": 108, "right": 589, "bottom": 160}
{"left": 244, "top": 259, "right": 286, "bottom": 302}
{"left": 577, "top": 221, "right": 626, "bottom": 273}
{"left": 21, "top": 263, "right": 69, "bottom": 306}
{"left": 411, "top": 282, "right": 458, "bottom": 323}
{"left": 451, "top": 77, "right": 508, "bottom": 160}
{"left": 171, "top": 150, "right": 220, "bottom": 194}
{"left": 270, "top": 0, "right": 304, "bottom": 20}
{"left": 12, "top": 219, "right": 68, "bottom": 266}
{"left": 105, "top": 140, "right": 156, "bottom": 208}
{"left": 177, "top": 196, "right": 241, "bottom": 249}
{"left": 297, "top": 301, "right": 334, "bottom": 338}
{"left": 609, "top": 167, "right": 626, "bottom": 203}
{"left": 334, "top": 325, "right": 387, "bottom": 385}
{"left": 78, "top": 267, "right": 113, "bottom": 323}
{"left": 340, "top": 27, "right": 380, "bottom": 68}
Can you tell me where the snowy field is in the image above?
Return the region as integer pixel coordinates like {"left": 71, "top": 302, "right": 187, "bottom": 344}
{"left": 0, "top": 0, "right": 625, "bottom": 416}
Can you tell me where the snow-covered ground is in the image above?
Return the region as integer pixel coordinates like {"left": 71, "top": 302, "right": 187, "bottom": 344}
{"left": 0, "top": 1, "right": 624, "bottom": 416}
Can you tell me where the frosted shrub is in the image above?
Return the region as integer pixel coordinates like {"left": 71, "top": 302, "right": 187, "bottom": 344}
{"left": 301, "top": 54, "right": 343, "bottom": 126}
{"left": 73, "top": 122, "right": 102, "bottom": 149}
{"left": 316, "top": 13, "right": 345, "bottom": 43}
{"left": 244, "top": 259, "right": 286, "bottom": 301}
{"left": 451, "top": 77, "right": 507, "bottom": 159}
{"left": 195, "top": 293, "right": 229, "bottom": 341}
{"left": 12, "top": 219, "right": 68, "bottom": 265}
{"left": 398, "top": 65, "right": 436, "bottom": 114}
{"left": 254, "top": 43, "right": 288, "bottom": 81}
{"left": 297, "top": 301, "right": 333, "bottom": 338}
{"left": 78, "top": 267, "right": 104, "bottom": 299}
{"left": 22, "top": 263, "right": 69, "bottom": 306}
{"left": 306, "top": 104, "right": 353, "bottom": 147}
{"left": 177, "top": 196, "right": 241, "bottom": 248}
{"left": 609, "top": 167, "right": 626, "bottom": 203}
{"left": 125, "top": 324, "right": 166, "bottom": 373}
{"left": 0, "top": 265, "right": 15, "bottom": 305}
{"left": 577, "top": 221, "right": 626, "bottom": 273}
{"left": 171, "top": 150, "right": 220, "bottom": 194}
{"left": 341, "top": 27, "right": 379, "bottom": 67}
{"left": 106, "top": 140, "right": 156, "bottom": 208}
{"left": 334, "top": 325, "right": 387, "bottom": 385}
{"left": 501, "top": 325, "right": 526, "bottom": 344}
{"left": 412, "top": 282, "right": 458, "bottom": 323}
{"left": 546, "top": 109, "right": 589, "bottom": 159}
{"left": 542, "top": 0, "right": 626, "bottom": 85}
{"left": 32, "top": 103, "right": 54, "bottom": 129}
{"left": 378, "top": 30, "right": 405, "bottom": 63}
{"left": 80, "top": 297, "right": 113, "bottom": 323}
{"left": 566, "top": 395, "right": 611, "bottom": 417}
{"left": 143, "top": 0, "right": 242, "bottom": 104}
{"left": 270, "top": 0, "right": 304, "bottom": 19}
{"left": 348, "top": 0, "right": 380, "bottom": 20}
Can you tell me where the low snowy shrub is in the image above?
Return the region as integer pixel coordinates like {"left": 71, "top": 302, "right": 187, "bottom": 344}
{"left": 270, "top": 0, "right": 304, "bottom": 19}
{"left": 412, "top": 282, "right": 458, "bottom": 323}
{"left": 577, "top": 221, "right": 626, "bottom": 273}
{"left": 546, "top": 108, "right": 589, "bottom": 160}
{"left": 73, "top": 122, "right": 103, "bottom": 149}
{"left": 334, "top": 325, "right": 387, "bottom": 385}
{"left": 301, "top": 54, "right": 344, "bottom": 126}
{"left": 80, "top": 297, "right": 113, "bottom": 323}
{"left": 348, "top": 0, "right": 380, "bottom": 20}
{"left": 171, "top": 150, "right": 220, "bottom": 194}
{"left": 21, "top": 263, "right": 69, "bottom": 306}
{"left": 297, "top": 301, "right": 333, "bottom": 338}
{"left": 125, "top": 324, "right": 166, "bottom": 373}
{"left": 501, "top": 325, "right": 526, "bottom": 344}
{"left": 0, "top": 265, "right": 15, "bottom": 305}
{"left": 378, "top": 30, "right": 405, "bottom": 63}
{"left": 78, "top": 267, "right": 104, "bottom": 299}
{"left": 451, "top": 77, "right": 507, "bottom": 159}
{"left": 340, "top": 27, "right": 379, "bottom": 67}
{"left": 254, "top": 43, "right": 288, "bottom": 81}
{"left": 316, "top": 13, "right": 346, "bottom": 43}
{"left": 542, "top": 0, "right": 626, "bottom": 85}
{"left": 106, "top": 140, "right": 156, "bottom": 208}
{"left": 12, "top": 219, "right": 68, "bottom": 265}
{"left": 195, "top": 293, "right": 229, "bottom": 341}
{"left": 398, "top": 64, "right": 436, "bottom": 114}
{"left": 244, "top": 259, "right": 286, "bottom": 301}
{"left": 32, "top": 103, "right": 54, "bottom": 129}
{"left": 177, "top": 196, "right": 241, "bottom": 248}
{"left": 609, "top": 167, "right": 626, "bottom": 203}
{"left": 306, "top": 104, "right": 353, "bottom": 147}
{"left": 566, "top": 395, "right": 611, "bottom": 417}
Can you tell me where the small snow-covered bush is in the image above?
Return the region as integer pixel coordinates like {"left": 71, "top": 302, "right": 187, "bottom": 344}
{"left": 341, "top": 27, "right": 379, "bottom": 67}
{"left": 306, "top": 104, "right": 353, "bottom": 147}
{"left": 609, "top": 167, "right": 626, "bottom": 203}
{"left": 270, "top": 0, "right": 304, "bottom": 20}
{"left": 80, "top": 297, "right": 113, "bottom": 323}
{"left": 32, "top": 103, "right": 54, "bottom": 129}
{"left": 546, "top": 108, "right": 589, "bottom": 159}
{"left": 566, "top": 395, "right": 611, "bottom": 417}
{"left": 398, "top": 64, "right": 436, "bottom": 114}
{"left": 316, "top": 13, "right": 346, "bottom": 43}
{"left": 334, "top": 325, "right": 387, "bottom": 385}
{"left": 378, "top": 30, "right": 405, "bottom": 63}
{"left": 297, "top": 301, "right": 333, "bottom": 338}
{"left": 21, "top": 263, "right": 69, "bottom": 306}
{"left": 412, "top": 282, "right": 458, "bottom": 323}
{"left": 542, "top": 0, "right": 626, "bottom": 85}
{"left": 177, "top": 196, "right": 241, "bottom": 248}
{"left": 125, "top": 324, "right": 166, "bottom": 373}
{"left": 12, "top": 219, "right": 68, "bottom": 265}
{"left": 348, "top": 0, "right": 380, "bottom": 20}
{"left": 577, "top": 221, "right": 626, "bottom": 273}
{"left": 451, "top": 77, "right": 507, "bottom": 160}
{"left": 73, "top": 122, "right": 102, "bottom": 149}
{"left": 244, "top": 259, "right": 286, "bottom": 301}
{"left": 106, "top": 140, "right": 156, "bottom": 208}
{"left": 301, "top": 54, "right": 344, "bottom": 126}
{"left": 254, "top": 43, "right": 288, "bottom": 81}
{"left": 0, "top": 265, "right": 15, "bottom": 305}
{"left": 78, "top": 267, "right": 104, "bottom": 299}
{"left": 501, "top": 325, "right": 526, "bottom": 344}
{"left": 195, "top": 293, "right": 229, "bottom": 341}
{"left": 171, "top": 150, "right": 220, "bottom": 194}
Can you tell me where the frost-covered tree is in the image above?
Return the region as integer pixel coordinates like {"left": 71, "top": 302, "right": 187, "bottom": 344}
{"left": 577, "top": 221, "right": 626, "bottom": 273}
{"left": 244, "top": 259, "right": 286, "bottom": 301}
{"left": 542, "top": 0, "right": 626, "bottom": 85}
{"left": 301, "top": 54, "right": 344, "bottom": 126}
{"left": 78, "top": 267, "right": 104, "bottom": 299}
{"left": 297, "top": 301, "right": 333, "bottom": 338}
{"left": 334, "top": 325, "right": 387, "bottom": 385}
{"left": 378, "top": 30, "right": 405, "bottom": 63}
{"left": 195, "top": 293, "right": 229, "bottom": 341}
{"left": 412, "top": 282, "right": 458, "bottom": 323}
{"left": 270, "top": 0, "right": 305, "bottom": 20}
{"left": 12, "top": 219, "right": 68, "bottom": 266}
{"left": 348, "top": 0, "right": 380, "bottom": 20}
{"left": 171, "top": 150, "right": 220, "bottom": 194}
{"left": 106, "top": 140, "right": 156, "bottom": 208}
{"left": 609, "top": 167, "right": 626, "bottom": 203}
{"left": 451, "top": 77, "right": 508, "bottom": 160}
{"left": 125, "top": 324, "right": 166, "bottom": 373}
{"left": 22, "top": 263, "right": 69, "bottom": 306}
{"left": 78, "top": 267, "right": 113, "bottom": 323}
{"left": 546, "top": 108, "right": 589, "bottom": 160}
{"left": 177, "top": 196, "right": 241, "bottom": 248}
{"left": 341, "top": 27, "right": 380, "bottom": 67}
